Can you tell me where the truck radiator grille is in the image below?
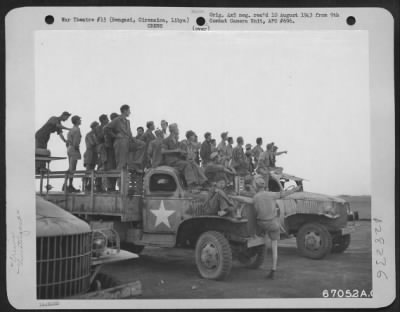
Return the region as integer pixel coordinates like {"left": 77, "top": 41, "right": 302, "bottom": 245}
{"left": 37, "top": 233, "right": 92, "bottom": 299}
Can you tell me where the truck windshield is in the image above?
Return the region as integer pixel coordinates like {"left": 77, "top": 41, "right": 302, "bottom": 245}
{"left": 149, "top": 173, "right": 178, "bottom": 192}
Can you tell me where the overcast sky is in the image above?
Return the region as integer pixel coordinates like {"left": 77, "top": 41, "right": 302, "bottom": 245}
{"left": 35, "top": 30, "right": 370, "bottom": 195}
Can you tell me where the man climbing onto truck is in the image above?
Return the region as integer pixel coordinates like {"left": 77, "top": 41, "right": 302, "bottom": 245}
{"left": 253, "top": 175, "right": 301, "bottom": 279}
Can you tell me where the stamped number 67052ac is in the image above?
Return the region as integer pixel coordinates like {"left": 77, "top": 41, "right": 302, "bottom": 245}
{"left": 322, "top": 289, "right": 373, "bottom": 298}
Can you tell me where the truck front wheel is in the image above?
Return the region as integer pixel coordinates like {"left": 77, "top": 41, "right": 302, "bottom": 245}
{"left": 195, "top": 231, "right": 232, "bottom": 280}
{"left": 296, "top": 223, "right": 332, "bottom": 259}
{"left": 237, "top": 246, "right": 266, "bottom": 269}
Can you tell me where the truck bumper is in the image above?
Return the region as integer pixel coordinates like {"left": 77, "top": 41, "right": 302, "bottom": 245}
{"left": 341, "top": 225, "right": 356, "bottom": 235}
{"left": 72, "top": 280, "right": 142, "bottom": 299}
{"left": 247, "top": 235, "right": 266, "bottom": 248}
{"left": 91, "top": 249, "right": 139, "bottom": 266}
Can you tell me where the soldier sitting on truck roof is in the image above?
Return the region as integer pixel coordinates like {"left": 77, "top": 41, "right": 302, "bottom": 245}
{"left": 161, "top": 123, "right": 207, "bottom": 190}
{"left": 204, "top": 152, "right": 236, "bottom": 184}
{"left": 202, "top": 173, "right": 236, "bottom": 217}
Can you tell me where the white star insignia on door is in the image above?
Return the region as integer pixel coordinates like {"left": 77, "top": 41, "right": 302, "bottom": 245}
{"left": 150, "top": 200, "right": 175, "bottom": 228}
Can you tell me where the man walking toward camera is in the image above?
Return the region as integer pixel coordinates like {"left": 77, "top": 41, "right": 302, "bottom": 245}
{"left": 253, "top": 176, "right": 300, "bottom": 279}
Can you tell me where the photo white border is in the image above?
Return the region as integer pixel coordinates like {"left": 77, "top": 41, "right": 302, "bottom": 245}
{"left": 5, "top": 6, "right": 395, "bottom": 309}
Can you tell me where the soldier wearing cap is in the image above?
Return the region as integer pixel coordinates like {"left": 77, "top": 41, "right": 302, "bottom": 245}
{"left": 253, "top": 176, "right": 301, "bottom": 279}
{"left": 200, "top": 132, "right": 213, "bottom": 166}
{"left": 35, "top": 111, "right": 71, "bottom": 149}
{"left": 64, "top": 115, "right": 82, "bottom": 192}
{"left": 83, "top": 121, "right": 99, "bottom": 191}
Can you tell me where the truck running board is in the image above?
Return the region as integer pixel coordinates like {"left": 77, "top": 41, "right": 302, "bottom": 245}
{"left": 138, "top": 233, "right": 176, "bottom": 247}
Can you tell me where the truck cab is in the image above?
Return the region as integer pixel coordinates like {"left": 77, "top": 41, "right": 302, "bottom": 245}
{"left": 238, "top": 170, "right": 359, "bottom": 259}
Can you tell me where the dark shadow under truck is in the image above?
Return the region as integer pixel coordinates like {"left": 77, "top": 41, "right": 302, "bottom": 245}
{"left": 36, "top": 157, "right": 359, "bottom": 281}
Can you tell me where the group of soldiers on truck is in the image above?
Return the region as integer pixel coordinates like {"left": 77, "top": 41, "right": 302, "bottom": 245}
{"left": 35, "top": 105, "right": 288, "bottom": 194}
{"left": 35, "top": 104, "right": 299, "bottom": 279}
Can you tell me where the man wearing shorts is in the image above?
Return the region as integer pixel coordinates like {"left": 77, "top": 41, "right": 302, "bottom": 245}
{"left": 64, "top": 115, "right": 82, "bottom": 192}
{"left": 253, "top": 176, "right": 300, "bottom": 279}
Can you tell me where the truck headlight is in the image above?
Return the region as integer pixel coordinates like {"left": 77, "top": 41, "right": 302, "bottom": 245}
{"left": 321, "top": 201, "right": 336, "bottom": 216}
{"left": 92, "top": 230, "right": 107, "bottom": 256}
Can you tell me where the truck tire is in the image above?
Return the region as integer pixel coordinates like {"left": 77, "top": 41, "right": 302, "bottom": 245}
{"left": 195, "top": 231, "right": 232, "bottom": 280}
{"left": 332, "top": 234, "right": 351, "bottom": 253}
{"left": 237, "top": 246, "right": 266, "bottom": 269}
{"left": 120, "top": 242, "right": 145, "bottom": 254}
{"left": 296, "top": 223, "right": 332, "bottom": 259}
{"left": 90, "top": 272, "right": 119, "bottom": 291}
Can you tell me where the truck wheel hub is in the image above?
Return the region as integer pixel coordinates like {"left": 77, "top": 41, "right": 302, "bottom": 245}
{"left": 304, "top": 232, "right": 321, "bottom": 250}
{"left": 200, "top": 243, "right": 219, "bottom": 268}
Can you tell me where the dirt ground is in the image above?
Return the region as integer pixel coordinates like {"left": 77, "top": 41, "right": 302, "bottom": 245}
{"left": 102, "top": 219, "right": 372, "bottom": 299}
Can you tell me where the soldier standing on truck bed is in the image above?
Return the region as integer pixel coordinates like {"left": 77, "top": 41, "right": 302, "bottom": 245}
{"left": 141, "top": 121, "right": 156, "bottom": 168}
{"left": 63, "top": 115, "right": 82, "bottom": 193}
{"left": 35, "top": 111, "right": 71, "bottom": 149}
{"left": 231, "top": 136, "right": 249, "bottom": 177}
{"left": 271, "top": 145, "right": 288, "bottom": 169}
{"left": 255, "top": 142, "right": 274, "bottom": 190}
{"left": 253, "top": 176, "right": 301, "bottom": 279}
{"left": 147, "top": 129, "right": 164, "bottom": 168}
{"left": 217, "top": 131, "right": 229, "bottom": 167}
{"left": 160, "top": 119, "right": 169, "bottom": 138}
{"left": 83, "top": 121, "right": 99, "bottom": 191}
{"left": 200, "top": 132, "right": 212, "bottom": 166}
{"left": 103, "top": 112, "right": 119, "bottom": 192}
{"left": 106, "top": 105, "right": 133, "bottom": 171}
{"left": 95, "top": 114, "right": 110, "bottom": 192}
{"left": 251, "top": 137, "right": 264, "bottom": 165}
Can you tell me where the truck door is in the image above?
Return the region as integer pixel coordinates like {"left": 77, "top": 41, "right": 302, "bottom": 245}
{"left": 143, "top": 172, "right": 186, "bottom": 234}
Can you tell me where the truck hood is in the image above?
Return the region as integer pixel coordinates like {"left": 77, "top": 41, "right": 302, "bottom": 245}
{"left": 36, "top": 196, "right": 91, "bottom": 237}
{"left": 286, "top": 191, "right": 346, "bottom": 203}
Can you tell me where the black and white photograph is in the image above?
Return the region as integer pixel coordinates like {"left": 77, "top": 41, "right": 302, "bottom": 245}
{"left": 5, "top": 6, "right": 396, "bottom": 309}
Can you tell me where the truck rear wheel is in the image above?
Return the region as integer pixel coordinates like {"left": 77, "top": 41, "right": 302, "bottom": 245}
{"left": 296, "top": 223, "right": 332, "bottom": 259}
{"left": 237, "top": 246, "right": 266, "bottom": 269}
{"left": 195, "top": 231, "right": 232, "bottom": 280}
{"left": 331, "top": 234, "right": 351, "bottom": 253}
